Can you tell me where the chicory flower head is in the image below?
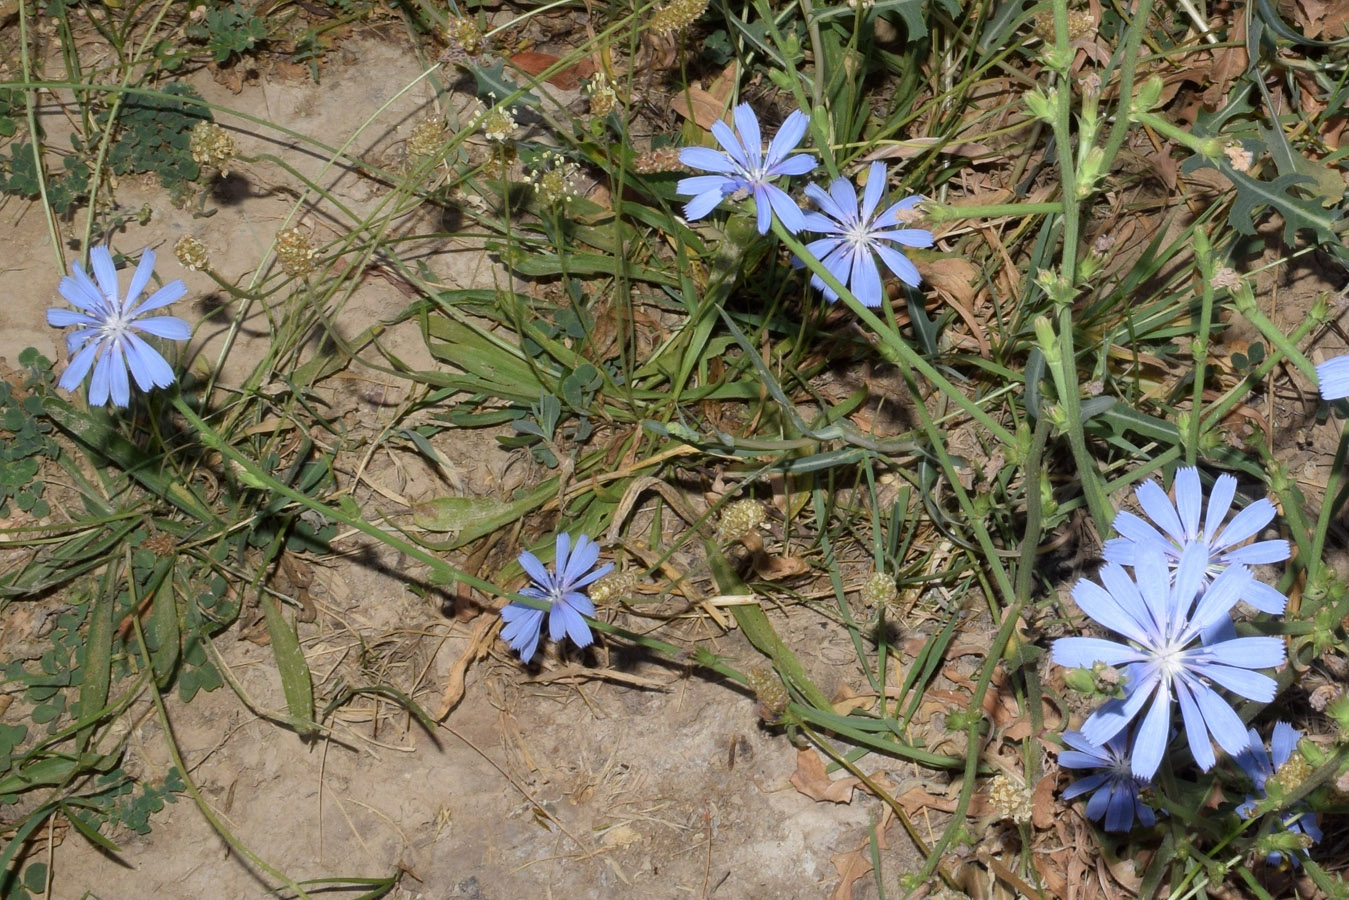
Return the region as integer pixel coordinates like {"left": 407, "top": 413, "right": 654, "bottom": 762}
{"left": 797, "top": 161, "right": 933, "bottom": 308}
{"left": 1052, "top": 541, "right": 1285, "bottom": 779}
{"left": 46, "top": 246, "right": 191, "bottom": 408}
{"left": 1059, "top": 729, "right": 1157, "bottom": 832}
{"left": 1103, "top": 467, "right": 1289, "bottom": 615}
{"left": 1318, "top": 355, "right": 1349, "bottom": 401}
{"left": 500, "top": 533, "right": 613, "bottom": 662}
{"left": 1235, "top": 722, "right": 1322, "bottom": 867}
{"left": 677, "top": 104, "right": 818, "bottom": 235}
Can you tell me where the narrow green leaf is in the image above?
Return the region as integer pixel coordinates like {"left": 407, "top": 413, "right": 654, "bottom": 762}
{"left": 261, "top": 595, "right": 316, "bottom": 736}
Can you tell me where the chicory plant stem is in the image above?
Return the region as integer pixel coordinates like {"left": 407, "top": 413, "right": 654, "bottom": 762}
{"left": 1098, "top": 0, "right": 1157, "bottom": 174}
{"left": 1188, "top": 228, "right": 1218, "bottom": 465}
{"left": 771, "top": 221, "right": 1014, "bottom": 447}
{"left": 1045, "top": 0, "right": 1114, "bottom": 537}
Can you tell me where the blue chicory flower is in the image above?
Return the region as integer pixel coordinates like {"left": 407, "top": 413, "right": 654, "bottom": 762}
{"left": 500, "top": 533, "right": 613, "bottom": 662}
{"left": 1103, "top": 467, "right": 1289, "bottom": 615}
{"left": 1052, "top": 541, "right": 1285, "bottom": 779}
{"left": 46, "top": 246, "right": 191, "bottom": 408}
{"left": 677, "top": 104, "right": 818, "bottom": 235}
{"left": 1317, "top": 355, "right": 1349, "bottom": 401}
{"left": 1059, "top": 729, "right": 1157, "bottom": 832}
{"left": 1235, "top": 721, "right": 1322, "bottom": 867}
{"left": 796, "top": 161, "right": 933, "bottom": 308}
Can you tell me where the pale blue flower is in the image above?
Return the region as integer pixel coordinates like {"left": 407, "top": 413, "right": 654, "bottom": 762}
{"left": 1235, "top": 721, "right": 1322, "bottom": 867}
{"left": 1318, "top": 355, "right": 1349, "bottom": 401}
{"left": 677, "top": 104, "right": 818, "bottom": 234}
{"left": 1059, "top": 729, "right": 1157, "bottom": 832}
{"left": 500, "top": 533, "right": 613, "bottom": 662}
{"left": 1103, "top": 467, "right": 1289, "bottom": 615}
{"left": 46, "top": 246, "right": 190, "bottom": 408}
{"left": 796, "top": 161, "right": 933, "bottom": 308}
{"left": 1052, "top": 542, "right": 1285, "bottom": 779}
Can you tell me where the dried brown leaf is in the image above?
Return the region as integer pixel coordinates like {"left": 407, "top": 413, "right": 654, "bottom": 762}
{"left": 790, "top": 747, "right": 862, "bottom": 804}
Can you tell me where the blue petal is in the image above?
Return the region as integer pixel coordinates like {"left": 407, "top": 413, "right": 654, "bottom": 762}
{"left": 1108, "top": 511, "right": 1175, "bottom": 561}
{"left": 129, "top": 279, "right": 187, "bottom": 317}
{"left": 122, "top": 334, "right": 176, "bottom": 390}
{"left": 501, "top": 603, "right": 545, "bottom": 660}
{"left": 553, "top": 533, "right": 573, "bottom": 582}
{"left": 1061, "top": 730, "right": 1109, "bottom": 758}
{"left": 47, "top": 309, "right": 98, "bottom": 328}
{"left": 728, "top": 105, "right": 763, "bottom": 169}
{"left": 1222, "top": 538, "right": 1290, "bottom": 566}
{"left": 1317, "top": 355, "right": 1349, "bottom": 400}
{"left": 869, "top": 227, "right": 935, "bottom": 249}
{"left": 1213, "top": 500, "right": 1278, "bottom": 552}
{"left": 1240, "top": 579, "right": 1288, "bottom": 614}
{"left": 1129, "top": 685, "right": 1173, "bottom": 779}
{"left": 1187, "top": 564, "right": 1251, "bottom": 635}
{"left": 131, "top": 315, "right": 192, "bottom": 341}
{"left": 58, "top": 341, "right": 101, "bottom": 395}
{"left": 771, "top": 153, "right": 818, "bottom": 177}
{"left": 549, "top": 598, "right": 594, "bottom": 648}
{"left": 1190, "top": 678, "right": 1251, "bottom": 757}
{"left": 677, "top": 174, "right": 735, "bottom": 201}
{"left": 1203, "top": 474, "right": 1237, "bottom": 540}
{"left": 1062, "top": 772, "right": 1109, "bottom": 798}
{"left": 1271, "top": 721, "right": 1300, "bottom": 769}
{"left": 711, "top": 116, "right": 754, "bottom": 172}
{"left": 124, "top": 248, "right": 157, "bottom": 312}
{"left": 872, "top": 243, "right": 921, "bottom": 288}
{"left": 825, "top": 176, "right": 860, "bottom": 223}
{"left": 858, "top": 162, "right": 888, "bottom": 222}
{"left": 1199, "top": 636, "right": 1285, "bottom": 672}
{"left": 1070, "top": 576, "right": 1152, "bottom": 646}
{"left": 90, "top": 246, "right": 120, "bottom": 306}
{"left": 1192, "top": 662, "right": 1278, "bottom": 702}
{"left": 1175, "top": 678, "right": 1217, "bottom": 770}
{"left": 1135, "top": 477, "right": 1184, "bottom": 543}
{"left": 1174, "top": 467, "right": 1203, "bottom": 541}
{"left": 1102, "top": 781, "right": 1138, "bottom": 832}
{"left": 560, "top": 534, "right": 599, "bottom": 585}
{"left": 1052, "top": 636, "right": 1142, "bottom": 668}
{"left": 684, "top": 190, "right": 728, "bottom": 222}
{"left": 849, "top": 251, "right": 884, "bottom": 307}
{"left": 764, "top": 108, "right": 809, "bottom": 169}
{"left": 679, "top": 147, "right": 740, "bottom": 175}
{"left": 518, "top": 549, "right": 553, "bottom": 591}
{"left": 59, "top": 269, "right": 109, "bottom": 314}
{"left": 761, "top": 184, "right": 805, "bottom": 233}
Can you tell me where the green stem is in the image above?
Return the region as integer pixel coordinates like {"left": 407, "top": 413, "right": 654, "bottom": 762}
{"left": 770, "top": 222, "right": 1014, "bottom": 447}
{"left": 1045, "top": 0, "right": 1112, "bottom": 536}
{"left": 1187, "top": 229, "right": 1218, "bottom": 465}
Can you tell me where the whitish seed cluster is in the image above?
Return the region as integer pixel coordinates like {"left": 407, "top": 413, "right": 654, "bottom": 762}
{"left": 527, "top": 151, "right": 578, "bottom": 206}
{"left": 444, "top": 18, "right": 485, "bottom": 55}
{"left": 589, "top": 569, "right": 637, "bottom": 605}
{"left": 650, "top": 0, "right": 710, "bottom": 34}
{"left": 275, "top": 228, "right": 315, "bottom": 278}
{"left": 715, "top": 499, "right": 765, "bottom": 544}
{"left": 632, "top": 146, "right": 684, "bottom": 174}
{"left": 587, "top": 73, "right": 617, "bottom": 118}
{"left": 859, "top": 571, "right": 898, "bottom": 610}
{"left": 988, "top": 773, "right": 1034, "bottom": 825}
{"left": 190, "top": 121, "right": 237, "bottom": 175}
{"left": 407, "top": 115, "right": 447, "bottom": 164}
{"left": 479, "top": 95, "right": 518, "bottom": 143}
{"left": 747, "top": 667, "right": 788, "bottom": 723}
{"left": 173, "top": 235, "right": 209, "bottom": 272}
